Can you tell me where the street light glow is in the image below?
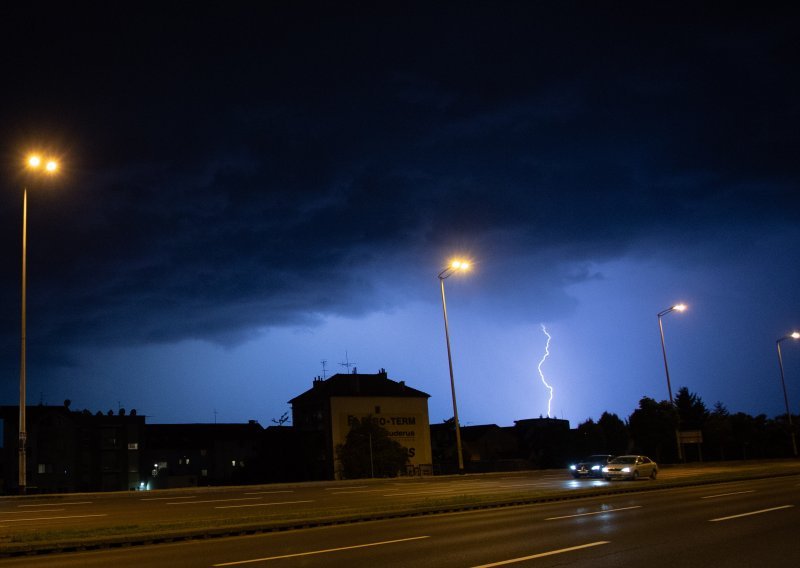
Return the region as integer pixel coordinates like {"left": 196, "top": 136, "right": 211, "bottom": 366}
{"left": 451, "top": 260, "right": 470, "bottom": 271}
{"left": 674, "top": 303, "right": 687, "bottom": 312}
{"left": 26, "top": 154, "right": 58, "bottom": 173}
{"left": 791, "top": 332, "right": 800, "bottom": 339}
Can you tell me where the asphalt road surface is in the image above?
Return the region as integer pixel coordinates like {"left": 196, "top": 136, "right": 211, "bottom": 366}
{"left": 1, "top": 475, "right": 798, "bottom": 567}
{"left": 3, "top": 461, "right": 796, "bottom": 543}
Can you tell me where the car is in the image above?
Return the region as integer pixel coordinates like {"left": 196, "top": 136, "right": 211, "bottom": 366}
{"left": 568, "top": 454, "right": 615, "bottom": 478}
{"left": 602, "top": 454, "right": 658, "bottom": 481}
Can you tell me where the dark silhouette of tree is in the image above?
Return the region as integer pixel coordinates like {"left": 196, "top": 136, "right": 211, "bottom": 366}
{"left": 574, "top": 418, "right": 605, "bottom": 456}
{"left": 598, "top": 412, "right": 630, "bottom": 455}
{"left": 675, "top": 387, "right": 708, "bottom": 430}
{"left": 336, "top": 416, "right": 409, "bottom": 479}
{"left": 271, "top": 412, "right": 290, "bottom": 426}
{"left": 628, "top": 397, "right": 679, "bottom": 463}
{"left": 703, "top": 402, "right": 732, "bottom": 460}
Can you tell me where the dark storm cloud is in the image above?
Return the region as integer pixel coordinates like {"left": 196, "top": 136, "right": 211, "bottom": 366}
{"left": 1, "top": 2, "right": 798, "bottom": 368}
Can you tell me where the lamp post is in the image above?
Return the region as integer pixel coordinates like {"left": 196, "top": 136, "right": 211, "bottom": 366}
{"left": 19, "top": 154, "right": 58, "bottom": 494}
{"left": 776, "top": 331, "right": 800, "bottom": 458}
{"left": 438, "top": 260, "right": 470, "bottom": 474}
{"left": 657, "top": 303, "right": 686, "bottom": 462}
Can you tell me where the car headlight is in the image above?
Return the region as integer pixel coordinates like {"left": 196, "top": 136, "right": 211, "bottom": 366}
{"left": 569, "top": 465, "right": 577, "bottom": 470}
{"left": 602, "top": 466, "right": 609, "bottom": 472}
{"left": 622, "top": 467, "right": 630, "bottom": 472}
{"left": 591, "top": 465, "right": 600, "bottom": 470}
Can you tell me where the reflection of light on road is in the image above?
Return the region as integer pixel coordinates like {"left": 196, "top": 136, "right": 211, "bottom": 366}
{"left": 538, "top": 324, "right": 554, "bottom": 418}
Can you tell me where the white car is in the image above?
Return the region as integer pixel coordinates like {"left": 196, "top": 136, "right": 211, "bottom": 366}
{"left": 603, "top": 455, "right": 658, "bottom": 481}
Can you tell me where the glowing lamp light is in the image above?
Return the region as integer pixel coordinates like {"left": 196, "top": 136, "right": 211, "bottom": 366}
{"left": 451, "top": 260, "right": 470, "bottom": 271}
{"left": 791, "top": 332, "right": 800, "bottom": 340}
{"left": 673, "top": 303, "right": 687, "bottom": 312}
{"left": 27, "top": 154, "right": 58, "bottom": 173}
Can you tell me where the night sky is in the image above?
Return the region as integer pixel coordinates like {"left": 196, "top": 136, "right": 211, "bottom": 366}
{"left": 1, "top": 3, "right": 798, "bottom": 428}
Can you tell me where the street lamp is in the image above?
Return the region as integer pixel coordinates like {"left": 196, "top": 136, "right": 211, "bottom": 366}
{"left": 19, "top": 153, "right": 58, "bottom": 494}
{"left": 776, "top": 331, "right": 800, "bottom": 457}
{"left": 438, "top": 259, "right": 470, "bottom": 474}
{"left": 657, "top": 303, "right": 686, "bottom": 462}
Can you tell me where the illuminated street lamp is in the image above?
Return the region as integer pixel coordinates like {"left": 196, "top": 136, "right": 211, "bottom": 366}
{"left": 776, "top": 331, "right": 800, "bottom": 458}
{"left": 19, "top": 153, "right": 58, "bottom": 494}
{"left": 657, "top": 303, "right": 687, "bottom": 462}
{"left": 438, "top": 259, "right": 470, "bottom": 474}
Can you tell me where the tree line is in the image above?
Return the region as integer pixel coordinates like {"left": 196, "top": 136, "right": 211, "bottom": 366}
{"left": 576, "top": 386, "right": 798, "bottom": 463}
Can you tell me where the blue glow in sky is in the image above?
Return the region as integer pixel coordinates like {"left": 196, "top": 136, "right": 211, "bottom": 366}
{"left": 1, "top": 4, "right": 798, "bottom": 428}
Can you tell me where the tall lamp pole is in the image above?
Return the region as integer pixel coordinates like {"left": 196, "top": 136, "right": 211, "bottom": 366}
{"left": 776, "top": 331, "right": 800, "bottom": 458}
{"left": 658, "top": 303, "right": 687, "bottom": 462}
{"left": 438, "top": 260, "right": 470, "bottom": 474}
{"left": 19, "top": 154, "right": 58, "bottom": 494}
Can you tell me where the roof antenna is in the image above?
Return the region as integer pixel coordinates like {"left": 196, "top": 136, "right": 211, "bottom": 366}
{"left": 321, "top": 360, "right": 329, "bottom": 379}
{"left": 339, "top": 351, "right": 356, "bottom": 374}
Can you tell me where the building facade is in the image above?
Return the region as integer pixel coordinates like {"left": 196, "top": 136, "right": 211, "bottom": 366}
{"left": 290, "top": 369, "right": 432, "bottom": 479}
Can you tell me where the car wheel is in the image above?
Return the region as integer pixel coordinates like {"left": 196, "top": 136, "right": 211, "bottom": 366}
{"left": 650, "top": 469, "right": 657, "bottom": 480}
{"left": 632, "top": 470, "right": 639, "bottom": 481}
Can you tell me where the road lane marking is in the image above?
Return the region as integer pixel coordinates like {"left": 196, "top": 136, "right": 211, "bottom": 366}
{"left": 330, "top": 489, "right": 386, "bottom": 495}
{"left": 215, "top": 500, "right": 314, "bottom": 509}
{"left": 709, "top": 505, "right": 794, "bottom": 522}
{"left": 167, "top": 497, "right": 262, "bottom": 505}
{"left": 2, "top": 514, "right": 108, "bottom": 523}
{"left": 546, "top": 506, "right": 641, "bottom": 520}
{"left": 470, "top": 541, "right": 610, "bottom": 567}
{"left": 244, "top": 491, "right": 294, "bottom": 495}
{"left": 140, "top": 496, "right": 198, "bottom": 501}
{"left": 18, "top": 501, "right": 92, "bottom": 507}
{"left": 325, "top": 485, "right": 368, "bottom": 490}
{"left": 211, "top": 535, "right": 430, "bottom": 565}
{"left": 701, "top": 490, "right": 756, "bottom": 499}
{"left": 1, "top": 509, "right": 65, "bottom": 514}
{"left": 385, "top": 489, "right": 457, "bottom": 496}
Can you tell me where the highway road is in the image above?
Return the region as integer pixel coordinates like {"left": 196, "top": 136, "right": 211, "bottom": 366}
{"left": 1, "top": 475, "right": 798, "bottom": 567}
{"left": 3, "top": 460, "right": 797, "bottom": 545}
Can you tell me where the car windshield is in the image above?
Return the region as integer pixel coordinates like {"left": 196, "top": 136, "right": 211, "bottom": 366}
{"left": 610, "top": 456, "right": 636, "bottom": 464}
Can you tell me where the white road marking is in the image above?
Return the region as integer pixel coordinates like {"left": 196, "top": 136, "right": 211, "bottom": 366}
{"left": 325, "top": 485, "right": 368, "bottom": 490}
{"left": 215, "top": 500, "right": 313, "bottom": 509}
{"left": 2, "top": 514, "right": 108, "bottom": 523}
{"left": 470, "top": 541, "right": 610, "bottom": 567}
{"left": 330, "top": 489, "right": 386, "bottom": 495}
{"left": 545, "top": 506, "right": 641, "bottom": 520}
{"left": 244, "top": 490, "right": 294, "bottom": 495}
{"left": 385, "top": 489, "right": 457, "bottom": 496}
{"left": 167, "top": 497, "right": 261, "bottom": 505}
{"left": 212, "top": 535, "right": 430, "bottom": 565}
{"left": 18, "top": 501, "right": 92, "bottom": 507}
{"left": 1, "top": 509, "right": 64, "bottom": 514}
{"left": 709, "top": 505, "right": 794, "bottom": 522}
{"left": 701, "top": 490, "right": 756, "bottom": 499}
{"left": 140, "top": 496, "right": 198, "bottom": 501}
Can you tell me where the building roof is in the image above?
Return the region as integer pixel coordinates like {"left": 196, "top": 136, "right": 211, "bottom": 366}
{"left": 289, "top": 369, "right": 430, "bottom": 404}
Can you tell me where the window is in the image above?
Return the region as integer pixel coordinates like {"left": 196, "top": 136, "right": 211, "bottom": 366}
{"left": 128, "top": 442, "right": 138, "bottom": 450}
{"left": 37, "top": 464, "right": 53, "bottom": 474}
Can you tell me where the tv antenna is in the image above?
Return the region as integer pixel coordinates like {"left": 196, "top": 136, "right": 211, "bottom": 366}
{"left": 339, "top": 351, "right": 356, "bottom": 374}
{"left": 321, "top": 360, "right": 329, "bottom": 379}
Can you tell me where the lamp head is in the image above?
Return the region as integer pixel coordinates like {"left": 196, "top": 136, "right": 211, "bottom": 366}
{"left": 673, "top": 303, "right": 687, "bottom": 312}
{"left": 791, "top": 332, "right": 800, "bottom": 340}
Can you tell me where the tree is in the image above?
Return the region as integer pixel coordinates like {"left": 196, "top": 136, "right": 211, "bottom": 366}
{"left": 628, "top": 397, "right": 679, "bottom": 463}
{"left": 598, "top": 412, "right": 630, "bottom": 455}
{"left": 336, "top": 416, "right": 409, "bottom": 479}
{"left": 675, "top": 387, "right": 708, "bottom": 430}
{"left": 703, "top": 402, "right": 732, "bottom": 460}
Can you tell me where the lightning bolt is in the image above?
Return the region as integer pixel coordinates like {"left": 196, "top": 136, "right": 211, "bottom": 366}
{"left": 537, "top": 324, "right": 554, "bottom": 418}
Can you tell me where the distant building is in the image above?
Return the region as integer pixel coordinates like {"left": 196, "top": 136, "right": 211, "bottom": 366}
{"left": 0, "top": 404, "right": 144, "bottom": 494}
{"left": 289, "top": 369, "right": 433, "bottom": 479}
{"left": 143, "top": 421, "right": 264, "bottom": 488}
{"left": 431, "top": 423, "right": 523, "bottom": 473}
{"left": 514, "top": 417, "right": 572, "bottom": 468}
